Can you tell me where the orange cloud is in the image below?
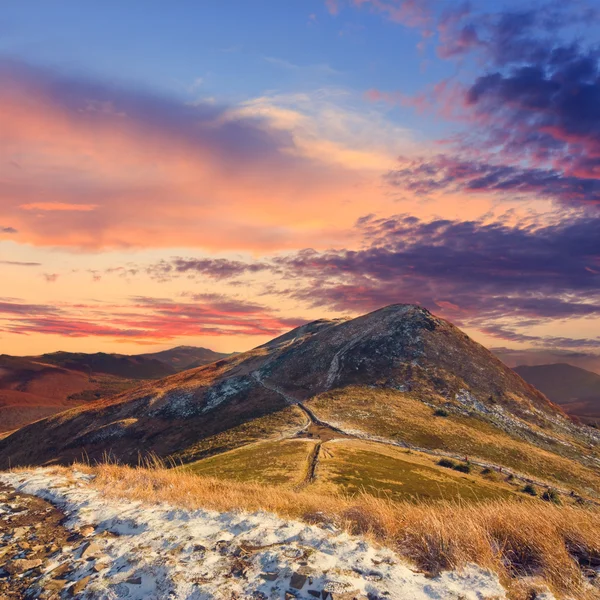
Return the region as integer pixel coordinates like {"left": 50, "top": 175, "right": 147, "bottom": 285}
{"left": 20, "top": 202, "right": 99, "bottom": 211}
{"left": 0, "top": 61, "right": 391, "bottom": 252}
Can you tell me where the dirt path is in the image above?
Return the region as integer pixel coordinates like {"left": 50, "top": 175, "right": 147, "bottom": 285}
{"left": 247, "top": 371, "right": 588, "bottom": 502}
{"left": 294, "top": 404, "right": 591, "bottom": 502}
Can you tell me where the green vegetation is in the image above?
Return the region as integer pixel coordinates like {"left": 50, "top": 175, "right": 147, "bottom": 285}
{"left": 433, "top": 408, "right": 449, "bottom": 417}
{"left": 315, "top": 440, "right": 515, "bottom": 502}
{"left": 453, "top": 463, "right": 472, "bottom": 474}
{"left": 306, "top": 386, "right": 600, "bottom": 496}
{"left": 182, "top": 438, "right": 315, "bottom": 487}
{"left": 522, "top": 483, "right": 537, "bottom": 496}
{"left": 437, "top": 458, "right": 455, "bottom": 468}
{"left": 542, "top": 488, "right": 561, "bottom": 504}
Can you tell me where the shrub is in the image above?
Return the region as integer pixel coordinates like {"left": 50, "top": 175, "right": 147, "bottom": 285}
{"left": 433, "top": 408, "right": 449, "bottom": 417}
{"left": 522, "top": 483, "right": 537, "bottom": 496}
{"left": 437, "top": 458, "right": 455, "bottom": 469}
{"left": 453, "top": 463, "right": 471, "bottom": 474}
{"left": 542, "top": 488, "right": 561, "bottom": 504}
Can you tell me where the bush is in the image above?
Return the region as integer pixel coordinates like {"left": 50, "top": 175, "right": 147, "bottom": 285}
{"left": 481, "top": 467, "right": 493, "bottom": 476}
{"left": 437, "top": 458, "right": 456, "bottom": 469}
{"left": 453, "top": 463, "right": 471, "bottom": 474}
{"left": 433, "top": 408, "right": 449, "bottom": 417}
{"left": 522, "top": 483, "right": 537, "bottom": 496}
{"left": 542, "top": 488, "right": 561, "bottom": 504}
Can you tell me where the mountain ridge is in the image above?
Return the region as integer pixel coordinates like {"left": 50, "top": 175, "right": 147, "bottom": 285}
{"left": 514, "top": 362, "right": 600, "bottom": 426}
{"left": 3, "top": 304, "right": 598, "bottom": 495}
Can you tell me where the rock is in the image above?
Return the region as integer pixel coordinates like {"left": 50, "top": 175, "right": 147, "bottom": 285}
{"left": 12, "top": 526, "right": 28, "bottom": 539}
{"left": 48, "top": 563, "right": 71, "bottom": 578}
{"left": 44, "top": 579, "right": 69, "bottom": 592}
{"left": 80, "top": 525, "right": 95, "bottom": 537}
{"left": 79, "top": 541, "right": 101, "bottom": 559}
{"left": 9, "top": 558, "right": 42, "bottom": 573}
{"left": 126, "top": 576, "right": 142, "bottom": 585}
{"left": 285, "top": 592, "right": 297, "bottom": 600}
{"left": 290, "top": 572, "right": 308, "bottom": 589}
{"left": 68, "top": 575, "right": 90, "bottom": 596}
{"left": 308, "top": 591, "right": 321, "bottom": 598}
{"left": 260, "top": 572, "right": 278, "bottom": 581}
{"left": 92, "top": 560, "right": 110, "bottom": 573}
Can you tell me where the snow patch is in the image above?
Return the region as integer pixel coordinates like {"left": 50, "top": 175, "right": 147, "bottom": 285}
{"left": 1, "top": 468, "right": 514, "bottom": 600}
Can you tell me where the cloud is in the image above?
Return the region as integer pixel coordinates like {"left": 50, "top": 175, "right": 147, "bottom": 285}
{"left": 0, "top": 296, "right": 305, "bottom": 342}
{"left": 256, "top": 212, "right": 600, "bottom": 351}
{"left": 1, "top": 226, "right": 17, "bottom": 234}
{"left": 146, "top": 257, "right": 270, "bottom": 282}
{"left": 0, "top": 60, "right": 382, "bottom": 251}
{"left": 43, "top": 273, "right": 59, "bottom": 283}
{"left": 0, "top": 260, "right": 40, "bottom": 266}
{"left": 20, "top": 202, "right": 98, "bottom": 211}
{"left": 384, "top": 155, "right": 600, "bottom": 207}
{"left": 329, "top": 0, "right": 433, "bottom": 28}
{"left": 493, "top": 346, "right": 600, "bottom": 374}
{"left": 365, "top": 2, "right": 600, "bottom": 212}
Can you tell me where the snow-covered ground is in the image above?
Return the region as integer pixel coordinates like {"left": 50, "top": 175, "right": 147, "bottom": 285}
{"left": 2, "top": 469, "right": 518, "bottom": 600}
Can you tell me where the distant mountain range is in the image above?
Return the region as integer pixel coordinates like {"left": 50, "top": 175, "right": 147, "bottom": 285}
{"left": 514, "top": 363, "right": 600, "bottom": 426}
{"left": 0, "top": 346, "right": 231, "bottom": 433}
{"left": 2, "top": 305, "right": 598, "bottom": 503}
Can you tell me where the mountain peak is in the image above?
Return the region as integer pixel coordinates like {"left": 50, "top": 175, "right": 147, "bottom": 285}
{"left": 0, "top": 304, "right": 582, "bottom": 470}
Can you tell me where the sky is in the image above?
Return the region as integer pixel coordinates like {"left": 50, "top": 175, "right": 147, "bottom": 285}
{"left": 1, "top": 0, "right": 600, "bottom": 368}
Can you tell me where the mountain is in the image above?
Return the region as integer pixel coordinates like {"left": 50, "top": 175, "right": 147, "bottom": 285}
{"left": 0, "top": 355, "right": 136, "bottom": 434}
{"left": 39, "top": 351, "right": 176, "bottom": 379}
{"left": 1, "top": 305, "right": 599, "bottom": 501}
{"left": 514, "top": 363, "right": 600, "bottom": 426}
{"left": 137, "top": 346, "right": 232, "bottom": 371}
{"left": 0, "top": 346, "right": 230, "bottom": 434}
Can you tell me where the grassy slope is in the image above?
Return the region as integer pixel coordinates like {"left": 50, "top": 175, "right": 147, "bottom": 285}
{"left": 314, "top": 439, "right": 517, "bottom": 502}
{"left": 183, "top": 438, "right": 316, "bottom": 487}
{"left": 305, "top": 386, "right": 600, "bottom": 496}
{"left": 184, "top": 434, "right": 520, "bottom": 503}
{"left": 171, "top": 405, "right": 308, "bottom": 463}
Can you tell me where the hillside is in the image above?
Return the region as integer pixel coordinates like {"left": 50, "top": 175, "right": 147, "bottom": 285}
{"left": 0, "top": 346, "right": 229, "bottom": 433}
{"left": 1, "top": 304, "right": 599, "bottom": 502}
{"left": 514, "top": 363, "right": 600, "bottom": 426}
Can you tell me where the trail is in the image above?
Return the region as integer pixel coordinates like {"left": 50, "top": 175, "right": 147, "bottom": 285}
{"left": 251, "top": 370, "right": 298, "bottom": 405}
{"left": 250, "top": 370, "right": 589, "bottom": 501}
{"left": 297, "top": 441, "right": 322, "bottom": 489}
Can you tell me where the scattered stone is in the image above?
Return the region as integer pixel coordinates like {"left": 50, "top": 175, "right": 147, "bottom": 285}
{"left": 290, "top": 572, "right": 308, "bottom": 589}
{"left": 47, "top": 563, "right": 71, "bottom": 578}
{"left": 79, "top": 541, "right": 101, "bottom": 559}
{"left": 260, "top": 571, "right": 278, "bottom": 581}
{"left": 92, "top": 560, "right": 110, "bottom": 573}
{"left": 308, "top": 590, "right": 321, "bottom": 598}
{"left": 68, "top": 575, "right": 90, "bottom": 596}
{"left": 44, "top": 579, "right": 69, "bottom": 592}
{"left": 10, "top": 558, "right": 42, "bottom": 573}
{"left": 126, "top": 576, "right": 142, "bottom": 585}
{"left": 80, "top": 525, "right": 95, "bottom": 537}
{"left": 285, "top": 592, "right": 297, "bottom": 600}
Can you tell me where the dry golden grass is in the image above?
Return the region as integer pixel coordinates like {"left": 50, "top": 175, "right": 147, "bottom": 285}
{"left": 77, "top": 462, "right": 600, "bottom": 600}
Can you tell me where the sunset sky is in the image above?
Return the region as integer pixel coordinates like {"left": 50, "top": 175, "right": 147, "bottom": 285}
{"left": 2, "top": 0, "right": 600, "bottom": 366}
